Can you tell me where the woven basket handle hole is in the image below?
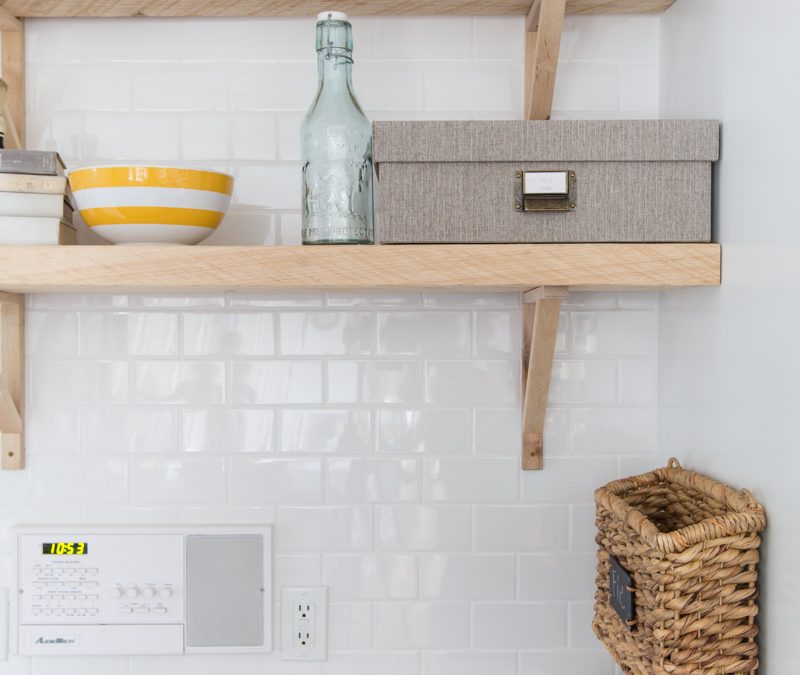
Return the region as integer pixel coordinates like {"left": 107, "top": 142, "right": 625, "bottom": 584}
{"left": 667, "top": 457, "right": 682, "bottom": 469}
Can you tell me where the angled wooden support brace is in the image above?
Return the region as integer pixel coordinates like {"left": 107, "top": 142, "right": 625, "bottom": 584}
{"left": 0, "top": 292, "right": 24, "bottom": 470}
{"left": 0, "top": 8, "right": 25, "bottom": 149}
{"left": 521, "top": 286, "right": 567, "bottom": 470}
{"left": 525, "top": 0, "right": 566, "bottom": 120}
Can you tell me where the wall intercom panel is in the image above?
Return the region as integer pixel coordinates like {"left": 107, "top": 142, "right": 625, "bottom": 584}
{"left": 15, "top": 524, "right": 272, "bottom": 656}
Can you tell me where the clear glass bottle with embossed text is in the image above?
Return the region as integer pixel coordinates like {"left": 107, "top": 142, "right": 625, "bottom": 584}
{"left": 301, "top": 11, "right": 374, "bottom": 244}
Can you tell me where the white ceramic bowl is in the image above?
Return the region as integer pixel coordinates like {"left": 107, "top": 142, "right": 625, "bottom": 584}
{"left": 69, "top": 165, "right": 234, "bottom": 245}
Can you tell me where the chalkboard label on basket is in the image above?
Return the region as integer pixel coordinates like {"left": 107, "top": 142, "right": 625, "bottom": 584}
{"left": 610, "top": 556, "right": 635, "bottom": 630}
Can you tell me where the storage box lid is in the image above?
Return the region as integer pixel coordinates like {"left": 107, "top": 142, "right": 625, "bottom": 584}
{"left": 373, "top": 120, "right": 719, "bottom": 163}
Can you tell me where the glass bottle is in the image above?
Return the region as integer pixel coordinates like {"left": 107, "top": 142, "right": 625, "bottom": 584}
{"left": 301, "top": 11, "right": 374, "bottom": 244}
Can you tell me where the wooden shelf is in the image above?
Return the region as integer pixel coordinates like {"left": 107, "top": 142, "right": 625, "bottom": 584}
{"left": 0, "top": 243, "right": 719, "bottom": 293}
{"left": 1, "top": 1, "right": 675, "bottom": 18}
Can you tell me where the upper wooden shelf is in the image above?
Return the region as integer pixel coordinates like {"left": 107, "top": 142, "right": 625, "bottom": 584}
{"left": 0, "top": 244, "right": 719, "bottom": 293}
{"left": 0, "top": 0, "right": 675, "bottom": 18}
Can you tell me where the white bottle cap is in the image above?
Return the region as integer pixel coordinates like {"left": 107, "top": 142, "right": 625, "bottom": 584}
{"left": 317, "top": 11, "right": 348, "bottom": 21}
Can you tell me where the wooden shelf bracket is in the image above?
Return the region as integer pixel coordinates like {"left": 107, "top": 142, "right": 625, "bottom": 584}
{"left": 0, "top": 293, "right": 24, "bottom": 470}
{"left": 521, "top": 286, "right": 567, "bottom": 470}
{"left": 525, "top": 0, "right": 566, "bottom": 120}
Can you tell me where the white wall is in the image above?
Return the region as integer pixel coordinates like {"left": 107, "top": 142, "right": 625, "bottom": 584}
{"left": 0, "top": 14, "right": 659, "bottom": 674}
{"left": 659, "top": 1, "right": 800, "bottom": 672}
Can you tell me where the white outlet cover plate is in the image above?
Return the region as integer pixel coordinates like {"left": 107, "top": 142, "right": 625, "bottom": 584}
{"left": 281, "top": 586, "right": 327, "bottom": 661}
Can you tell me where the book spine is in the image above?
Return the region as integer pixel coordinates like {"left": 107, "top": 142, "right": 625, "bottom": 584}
{"left": 0, "top": 152, "right": 64, "bottom": 176}
{"left": 0, "top": 174, "right": 67, "bottom": 194}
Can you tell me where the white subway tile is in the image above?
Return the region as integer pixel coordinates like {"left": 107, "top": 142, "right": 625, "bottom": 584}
{"left": 135, "top": 361, "right": 225, "bottom": 404}
{"left": 280, "top": 312, "right": 373, "bottom": 355}
{"left": 472, "top": 603, "right": 567, "bottom": 649}
{"left": 229, "top": 458, "right": 323, "bottom": 504}
{"left": 182, "top": 409, "right": 275, "bottom": 453}
{"left": 82, "top": 409, "right": 177, "bottom": 453}
{"left": 521, "top": 457, "right": 617, "bottom": 503}
{"left": 378, "top": 409, "right": 470, "bottom": 454}
{"left": 562, "top": 292, "right": 618, "bottom": 310}
{"left": 357, "top": 63, "right": 424, "bottom": 111}
{"left": 129, "top": 294, "right": 225, "bottom": 308}
{"left": 620, "top": 63, "right": 659, "bottom": 113}
{"left": 562, "top": 15, "right": 659, "bottom": 61}
{"left": 33, "top": 656, "right": 128, "bottom": 675}
{"left": 618, "top": 291, "right": 657, "bottom": 309}
{"left": 549, "top": 360, "right": 617, "bottom": 404}
{"left": 424, "top": 458, "right": 518, "bottom": 503}
{"left": 32, "top": 360, "right": 128, "bottom": 405}
{"left": 130, "top": 458, "right": 226, "bottom": 505}
{"left": 377, "top": 505, "right": 470, "bottom": 551}
{"left": 474, "top": 409, "right": 520, "bottom": 456}
{"left": 571, "top": 408, "right": 657, "bottom": 455}
{"left": 328, "top": 361, "right": 424, "bottom": 405}
{"left": 570, "top": 311, "right": 657, "bottom": 356}
{"left": 27, "top": 407, "right": 80, "bottom": 454}
{"left": 518, "top": 553, "right": 597, "bottom": 601}
{"left": 85, "top": 506, "right": 180, "bottom": 524}
{"left": 473, "top": 506, "right": 570, "bottom": 552}
{"left": 31, "top": 456, "right": 128, "bottom": 504}
{"left": 420, "top": 554, "right": 514, "bottom": 600}
{"left": 474, "top": 15, "right": 525, "bottom": 61}
{"left": 570, "top": 504, "right": 597, "bottom": 552}
{"left": 131, "top": 63, "right": 228, "bottom": 111}
{"left": 32, "top": 63, "right": 131, "bottom": 112}
{"left": 231, "top": 361, "right": 322, "bottom": 404}
{"left": 568, "top": 601, "right": 598, "bottom": 649}
{"left": 277, "top": 115, "right": 303, "bottom": 160}
{"left": 377, "top": 312, "right": 470, "bottom": 357}
{"left": 81, "top": 312, "right": 178, "bottom": 356}
{"left": 274, "top": 554, "right": 322, "bottom": 588}
{"left": 552, "top": 62, "right": 620, "bottom": 112}
{"left": 617, "top": 456, "right": 659, "bottom": 478}
{"left": 0, "top": 465, "right": 32, "bottom": 506}
{"left": 129, "top": 655, "right": 227, "bottom": 675}
{"left": 373, "top": 602, "right": 470, "bottom": 649}
{"left": 232, "top": 115, "right": 278, "bottom": 160}
{"left": 426, "top": 361, "right": 519, "bottom": 406}
{"left": 27, "top": 311, "right": 80, "bottom": 356}
{"left": 425, "top": 63, "right": 522, "bottom": 112}
{"left": 280, "top": 409, "right": 372, "bottom": 453}
{"left": 183, "top": 312, "right": 275, "bottom": 356}
{"left": 474, "top": 311, "right": 521, "bottom": 357}
{"left": 28, "top": 113, "right": 83, "bottom": 158}
{"left": 325, "top": 292, "right": 422, "bottom": 308}
{"left": 328, "top": 603, "right": 373, "bottom": 650}
{"left": 230, "top": 62, "right": 317, "bottom": 111}
{"left": 202, "top": 210, "right": 278, "bottom": 245}
{"left": 619, "top": 359, "right": 657, "bottom": 404}
{"left": 421, "top": 651, "right": 518, "bottom": 675}
{"left": 519, "top": 650, "right": 613, "bottom": 675}
{"left": 423, "top": 293, "right": 520, "bottom": 309}
{"left": 327, "top": 458, "right": 419, "bottom": 502}
{"left": 84, "top": 115, "right": 181, "bottom": 161}
{"left": 374, "top": 17, "right": 473, "bottom": 61}
{"left": 324, "top": 653, "right": 419, "bottom": 675}
{"left": 323, "top": 554, "right": 417, "bottom": 600}
{"left": 180, "top": 115, "right": 231, "bottom": 160}
{"left": 228, "top": 293, "right": 324, "bottom": 308}
{"left": 277, "top": 507, "right": 371, "bottom": 552}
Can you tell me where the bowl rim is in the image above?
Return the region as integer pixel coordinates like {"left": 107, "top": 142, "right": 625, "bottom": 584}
{"left": 67, "top": 165, "right": 234, "bottom": 179}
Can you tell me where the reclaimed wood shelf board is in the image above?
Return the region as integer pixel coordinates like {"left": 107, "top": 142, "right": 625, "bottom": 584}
{"left": 0, "top": 1, "right": 675, "bottom": 18}
{"left": 0, "top": 243, "right": 719, "bottom": 293}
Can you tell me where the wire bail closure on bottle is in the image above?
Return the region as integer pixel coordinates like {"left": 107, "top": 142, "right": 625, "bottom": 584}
{"left": 320, "top": 13, "right": 354, "bottom": 68}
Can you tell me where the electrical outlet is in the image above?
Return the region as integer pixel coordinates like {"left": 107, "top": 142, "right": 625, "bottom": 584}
{"left": 281, "top": 586, "right": 327, "bottom": 661}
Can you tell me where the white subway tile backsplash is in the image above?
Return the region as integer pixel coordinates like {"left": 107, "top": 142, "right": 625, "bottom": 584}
{"left": 423, "top": 458, "right": 517, "bottom": 503}
{"left": 377, "top": 506, "right": 470, "bottom": 551}
{"left": 82, "top": 312, "right": 178, "bottom": 356}
{"left": 277, "top": 507, "right": 372, "bottom": 552}
{"left": 280, "top": 409, "right": 372, "bottom": 453}
{"left": 23, "top": 12, "right": 661, "bottom": 668}
{"left": 327, "top": 458, "right": 419, "bottom": 502}
{"left": 231, "top": 361, "right": 322, "bottom": 404}
{"left": 183, "top": 312, "right": 275, "bottom": 356}
{"left": 135, "top": 360, "right": 225, "bottom": 404}
{"left": 228, "top": 458, "right": 323, "bottom": 503}
{"left": 373, "top": 602, "right": 470, "bottom": 649}
{"left": 130, "top": 458, "right": 226, "bottom": 504}
{"left": 421, "top": 651, "right": 518, "bottom": 675}
{"left": 280, "top": 312, "right": 373, "bottom": 355}
{"left": 419, "top": 554, "right": 514, "bottom": 600}
{"left": 182, "top": 409, "right": 275, "bottom": 453}
{"left": 378, "top": 409, "right": 470, "bottom": 454}
{"left": 324, "top": 554, "right": 417, "bottom": 600}
{"left": 472, "top": 603, "right": 567, "bottom": 649}
{"left": 378, "top": 312, "right": 470, "bottom": 357}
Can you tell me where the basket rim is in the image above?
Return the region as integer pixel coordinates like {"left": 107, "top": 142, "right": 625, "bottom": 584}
{"left": 594, "top": 458, "right": 767, "bottom": 554}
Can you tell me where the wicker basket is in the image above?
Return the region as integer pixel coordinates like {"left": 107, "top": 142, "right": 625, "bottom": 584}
{"left": 593, "top": 458, "right": 767, "bottom": 674}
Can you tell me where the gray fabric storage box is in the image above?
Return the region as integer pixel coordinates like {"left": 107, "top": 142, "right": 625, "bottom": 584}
{"left": 373, "top": 120, "right": 719, "bottom": 243}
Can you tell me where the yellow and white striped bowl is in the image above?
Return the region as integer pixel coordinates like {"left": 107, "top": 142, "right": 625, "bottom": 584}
{"left": 69, "top": 166, "right": 234, "bottom": 245}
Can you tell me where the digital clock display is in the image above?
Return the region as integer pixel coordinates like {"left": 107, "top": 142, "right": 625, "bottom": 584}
{"left": 42, "top": 542, "right": 88, "bottom": 555}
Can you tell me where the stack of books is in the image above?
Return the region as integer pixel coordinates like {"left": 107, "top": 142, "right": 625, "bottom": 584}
{"left": 0, "top": 150, "right": 76, "bottom": 244}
